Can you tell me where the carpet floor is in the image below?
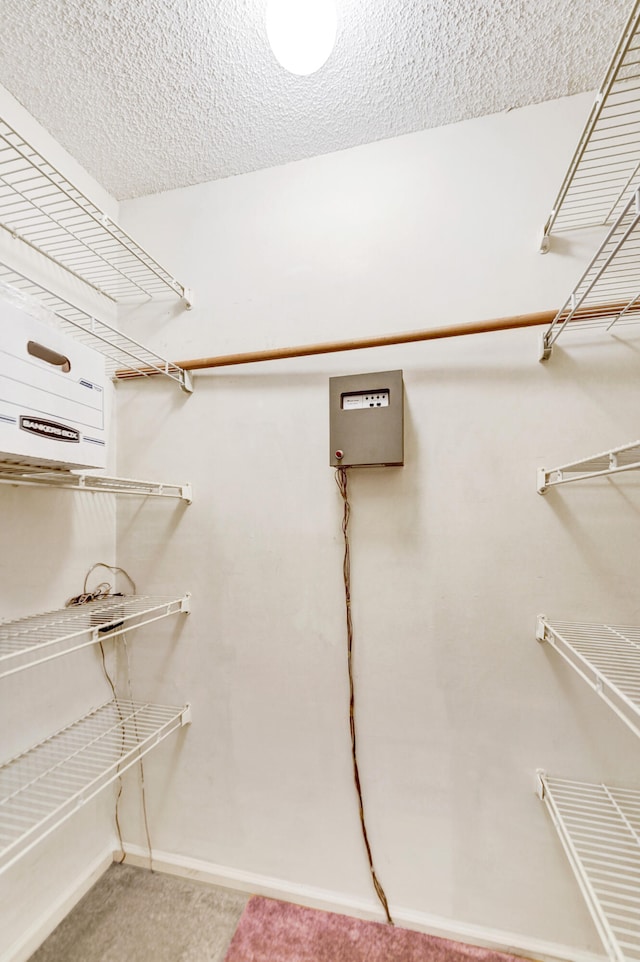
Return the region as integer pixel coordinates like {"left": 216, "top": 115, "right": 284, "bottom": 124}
{"left": 223, "top": 896, "right": 529, "bottom": 962}
{"left": 28, "top": 865, "right": 531, "bottom": 962}
{"left": 28, "top": 864, "right": 249, "bottom": 962}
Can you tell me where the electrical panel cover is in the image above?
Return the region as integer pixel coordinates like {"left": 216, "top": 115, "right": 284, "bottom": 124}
{"left": 329, "top": 370, "right": 404, "bottom": 467}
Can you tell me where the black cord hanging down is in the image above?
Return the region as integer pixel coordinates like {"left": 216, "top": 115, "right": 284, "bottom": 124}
{"left": 335, "top": 466, "right": 394, "bottom": 926}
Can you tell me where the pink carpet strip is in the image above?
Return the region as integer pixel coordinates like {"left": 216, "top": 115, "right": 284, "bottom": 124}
{"left": 224, "top": 896, "right": 531, "bottom": 962}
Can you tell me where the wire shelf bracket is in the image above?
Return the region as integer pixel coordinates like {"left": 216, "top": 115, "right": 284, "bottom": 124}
{"left": 0, "top": 699, "right": 191, "bottom": 876}
{"left": 0, "top": 264, "right": 193, "bottom": 393}
{"left": 538, "top": 439, "right": 640, "bottom": 493}
{"left": 0, "top": 594, "right": 191, "bottom": 679}
{"left": 537, "top": 616, "right": 640, "bottom": 740}
{"left": 0, "top": 462, "right": 192, "bottom": 501}
{"left": 541, "top": 186, "right": 640, "bottom": 357}
{"left": 0, "top": 118, "right": 192, "bottom": 308}
{"left": 540, "top": 0, "right": 640, "bottom": 249}
{"left": 536, "top": 771, "right": 640, "bottom": 962}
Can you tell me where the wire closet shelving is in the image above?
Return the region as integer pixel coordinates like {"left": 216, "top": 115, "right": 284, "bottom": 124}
{"left": 0, "top": 594, "right": 190, "bottom": 680}
{"left": 538, "top": 0, "right": 640, "bottom": 355}
{"left": 0, "top": 118, "right": 191, "bottom": 307}
{"left": 0, "top": 267, "right": 193, "bottom": 497}
{"left": 0, "top": 699, "right": 191, "bottom": 876}
{"left": 537, "top": 773, "right": 640, "bottom": 962}
{"left": 537, "top": 439, "right": 640, "bottom": 492}
{"left": 541, "top": 0, "right": 640, "bottom": 245}
{"left": 0, "top": 461, "right": 192, "bottom": 501}
{"left": 0, "top": 263, "right": 192, "bottom": 393}
{"left": 537, "top": 617, "right": 640, "bottom": 740}
{"left": 540, "top": 186, "right": 640, "bottom": 357}
{"left": 536, "top": 12, "right": 640, "bottom": 959}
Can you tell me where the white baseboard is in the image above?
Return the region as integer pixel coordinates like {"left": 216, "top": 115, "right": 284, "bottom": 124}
{"left": 122, "top": 844, "right": 605, "bottom": 962}
{"left": 1, "top": 848, "right": 113, "bottom": 962}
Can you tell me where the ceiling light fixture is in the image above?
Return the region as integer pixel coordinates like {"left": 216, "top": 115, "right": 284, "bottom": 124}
{"left": 266, "top": 0, "right": 337, "bottom": 76}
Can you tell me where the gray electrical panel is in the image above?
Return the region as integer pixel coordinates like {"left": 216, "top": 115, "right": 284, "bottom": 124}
{"left": 329, "top": 370, "right": 404, "bottom": 467}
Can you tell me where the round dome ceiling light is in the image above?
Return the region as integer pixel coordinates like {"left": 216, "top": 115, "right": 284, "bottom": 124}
{"left": 266, "top": 0, "right": 337, "bottom": 76}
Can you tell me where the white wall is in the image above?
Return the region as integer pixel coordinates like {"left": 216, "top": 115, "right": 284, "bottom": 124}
{"left": 113, "top": 90, "right": 640, "bottom": 959}
{"left": 0, "top": 83, "right": 118, "bottom": 961}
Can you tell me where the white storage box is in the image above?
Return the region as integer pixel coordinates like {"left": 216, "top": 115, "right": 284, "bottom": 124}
{"left": 0, "top": 300, "right": 106, "bottom": 470}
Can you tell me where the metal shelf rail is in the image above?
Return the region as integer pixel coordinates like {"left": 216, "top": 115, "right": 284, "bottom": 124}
{"left": 0, "top": 594, "right": 191, "bottom": 679}
{"left": 0, "top": 263, "right": 192, "bottom": 392}
{"left": 541, "top": 0, "right": 640, "bottom": 247}
{"left": 536, "top": 772, "right": 640, "bottom": 962}
{"left": 537, "top": 617, "right": 640, "bottom": 740}
{"left": 0, "top": 118, "right": 192, "bottom": 307}
{"left": 538, "top": 440, "right": 640, "bottom": 493}
{"left": 541, "top": 186, "right": 640, "bottom": 357}
{"left": 0, "top": 699, "right": 191, "bottom": 875}
{"left": 0, "top": 462, "right": 192, "bottom": 501}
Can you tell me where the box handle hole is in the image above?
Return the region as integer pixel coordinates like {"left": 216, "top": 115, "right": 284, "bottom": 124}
{"left": 27, "top": 340, "right": 71, "bottom": 373}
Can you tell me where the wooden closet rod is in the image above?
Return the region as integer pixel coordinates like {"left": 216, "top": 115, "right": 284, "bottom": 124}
{"left": 117, "top": 308, "right": 560, "bottom": 378}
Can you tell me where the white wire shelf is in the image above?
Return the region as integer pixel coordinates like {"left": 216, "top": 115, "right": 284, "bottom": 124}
{"left": 537, "top": 617, "right": 640, "bottom": 740}
{"left": 0, "top": 594, "right": 191, "bottom": 680}
{"left": 0, "top": 263, "right": 192, "bottom": 392}
{"left": 538, "top": 440, "right": 640, "bottom": 493}
{"left": 0, "top": 118, "right": 191, "bottom": 307}
{"left": 537, "top": 772, "right": 640, "bottom": 962}
{"left": 541, "top": 187, "right": 640, "bottom": 356}
{"left": 541, "top": 1, "right": 640, "bottom": 245}
{"left": 0, "top": 699, "right": 191, "bottom": 876}
{"left": 0, "top": 461, "right": 192, "bottom": 501}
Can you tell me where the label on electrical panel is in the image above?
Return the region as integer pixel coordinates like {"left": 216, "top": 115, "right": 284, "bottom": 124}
{"left": 341, "top": 390, "right": 389, "bottom": 410}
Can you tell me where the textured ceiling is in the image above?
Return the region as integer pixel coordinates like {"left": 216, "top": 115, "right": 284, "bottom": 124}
{"left": 0, "top": 0, "right": 631, "bottom": 200}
